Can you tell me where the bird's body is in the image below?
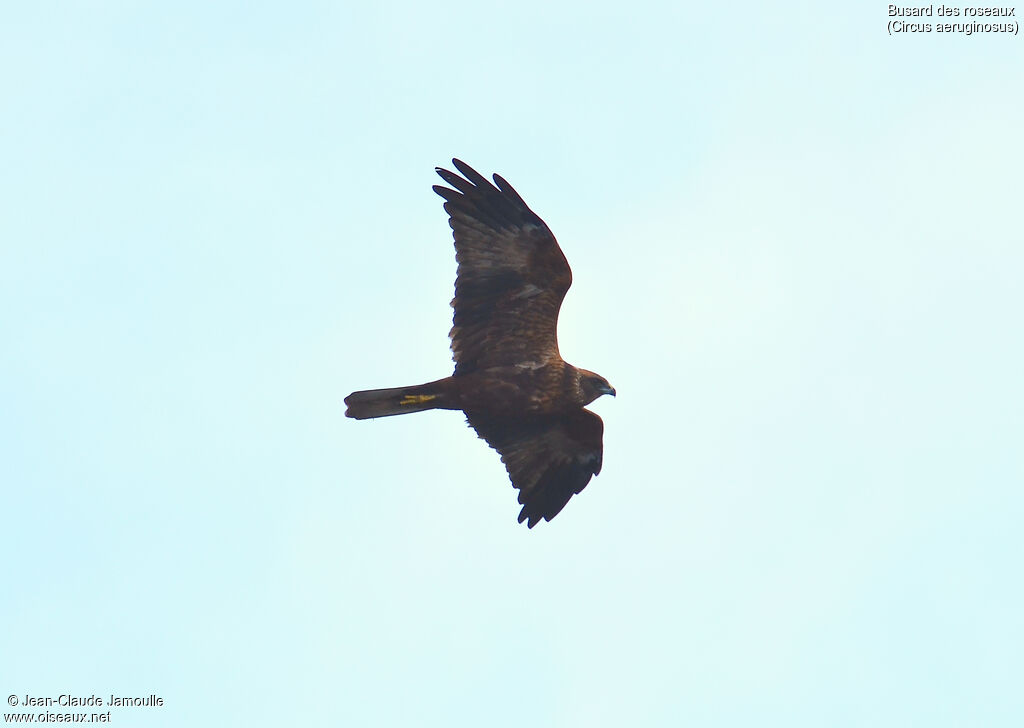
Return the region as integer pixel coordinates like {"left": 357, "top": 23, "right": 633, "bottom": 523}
{"left": 345, "top": 160, "right": 614, "bottom": 527}
{"left": 346, "top": 362, "right": 602, "bottom": 420}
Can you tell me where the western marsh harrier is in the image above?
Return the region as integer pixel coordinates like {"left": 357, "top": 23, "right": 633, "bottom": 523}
{"left": 345, "top": 160, "right": 614, "bottom": 527}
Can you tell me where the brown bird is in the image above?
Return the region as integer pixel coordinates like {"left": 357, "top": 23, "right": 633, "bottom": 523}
{"left": 345, "top": 159, "right": 615, "bottom": 527}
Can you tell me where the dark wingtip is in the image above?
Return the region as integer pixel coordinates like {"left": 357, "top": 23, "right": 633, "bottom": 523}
{"left": 434, "top": 158, "right": 463, "bottom": 179}
{"left": 518, "top": 507, "right": 542, "bottom": 529}
{"left": 433, "top": 184, "right": 462, "bottom": 204}
{"left": 451, "top": 158, "right": 490, "bottom": 187}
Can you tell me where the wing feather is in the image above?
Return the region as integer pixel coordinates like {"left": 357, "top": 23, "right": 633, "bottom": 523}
{"left": 435, "top": 159, "right": 572, "bottom": 375}
{"left": 467, "top": 409, "right": 604, "bottom": 527}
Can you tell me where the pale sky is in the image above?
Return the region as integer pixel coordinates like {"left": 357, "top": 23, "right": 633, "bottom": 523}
{"left": 2, "top": 2, "right": 1022, "bottom": 726}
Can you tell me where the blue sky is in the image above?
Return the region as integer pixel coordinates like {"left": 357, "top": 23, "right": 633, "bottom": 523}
{"left": 2, "top": 2, "right": 1022, "bottom": 726}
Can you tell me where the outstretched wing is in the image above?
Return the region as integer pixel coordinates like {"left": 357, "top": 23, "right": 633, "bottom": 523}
{"left": 466, "top": 409, "right": 604, "bottom": 527}
{"left": 434, "top": 159, "right": 572, "bottom": 375}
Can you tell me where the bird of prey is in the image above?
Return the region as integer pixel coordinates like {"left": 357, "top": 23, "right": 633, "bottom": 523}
{"left": 345, "top": 159, "right": 615, "bottom": 527}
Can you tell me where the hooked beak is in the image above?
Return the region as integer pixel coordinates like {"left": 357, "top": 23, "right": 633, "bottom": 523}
{"left": 603, "top": 384, "right": 616, "bottom": 397}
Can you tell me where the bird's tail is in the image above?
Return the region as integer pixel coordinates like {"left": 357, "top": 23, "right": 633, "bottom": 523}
{"left": 344, "top": 379, "right": 454, "bottom": 420}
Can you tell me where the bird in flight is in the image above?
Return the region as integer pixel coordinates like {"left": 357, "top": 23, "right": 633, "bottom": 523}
{"left": 345, "top": 159, "right": 615, "bottom": 527}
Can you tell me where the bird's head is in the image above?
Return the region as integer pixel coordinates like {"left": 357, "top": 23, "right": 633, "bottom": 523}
{"left": 578, "top": 369, "right": 616, "bottom": 405}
